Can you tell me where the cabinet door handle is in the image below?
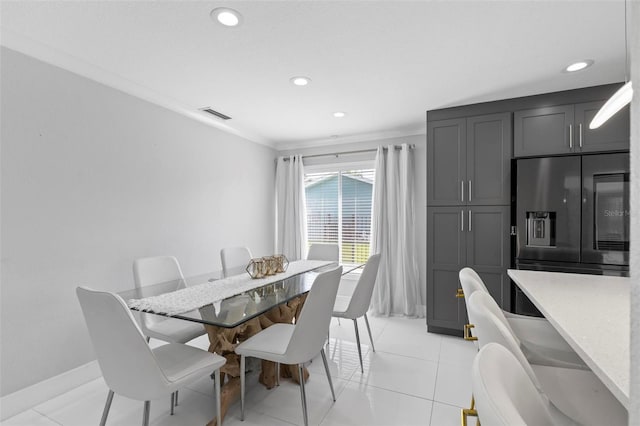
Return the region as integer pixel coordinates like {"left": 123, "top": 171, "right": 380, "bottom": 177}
{"left": 468, "top": 209, "right": 472, "bottom": 232}
{"left": 461, "top": 181, "right": 464, "bottom": 202}
{"left": 461, "top": 210, "right": 464, "bottom": 232}
{"left": 468, "top": 180, "right": 472, "bottom": 202}
{"left": 579, "top": 123, "right": 583, "bottom": 148}
{"left": 569, "top": 124, "right": 573, "bottom": 149}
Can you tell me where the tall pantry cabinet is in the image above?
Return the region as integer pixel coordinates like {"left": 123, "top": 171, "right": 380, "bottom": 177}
{"left": 427, "top": 113, "right": 512, "bottom": 336}
{"left": 425, "top": 83, "right": 628, "bottom": 336}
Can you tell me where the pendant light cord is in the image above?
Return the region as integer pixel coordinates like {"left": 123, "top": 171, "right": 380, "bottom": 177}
{"left": 624, "top": 0, "right": 629, "bottom": 83}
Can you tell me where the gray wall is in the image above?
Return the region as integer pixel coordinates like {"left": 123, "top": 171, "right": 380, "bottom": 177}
{"left": 0, "top": 47, "right": 276, "bottom": 396}
{"left": 278, "top": 134, "right": 427, "bottom": 314}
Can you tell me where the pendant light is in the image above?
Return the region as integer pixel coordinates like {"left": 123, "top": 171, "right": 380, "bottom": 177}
{"left": 590, "top": 1, "right": 634, "bottom": 129}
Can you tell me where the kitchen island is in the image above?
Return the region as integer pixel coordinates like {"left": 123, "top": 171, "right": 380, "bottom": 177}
{"left": 507, "top": 269, "right": 630, "bottom": 408}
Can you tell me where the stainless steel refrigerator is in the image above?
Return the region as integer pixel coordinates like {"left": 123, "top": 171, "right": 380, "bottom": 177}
{"left": 514, "top": 153, "right": 629, "bottom": 314}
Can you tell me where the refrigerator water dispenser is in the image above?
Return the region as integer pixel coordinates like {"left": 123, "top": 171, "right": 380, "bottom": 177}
{"left": 526, "top": 212, "right": 556, "bottom": 247}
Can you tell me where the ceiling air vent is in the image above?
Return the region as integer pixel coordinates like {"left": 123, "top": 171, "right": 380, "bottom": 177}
{"left": 200, "top": 107, "right": 232, "bottom": 120}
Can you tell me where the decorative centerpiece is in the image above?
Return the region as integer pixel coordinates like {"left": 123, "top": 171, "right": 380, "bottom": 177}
{"left": 246, "top": 254, "right": 289, "bottom": 279}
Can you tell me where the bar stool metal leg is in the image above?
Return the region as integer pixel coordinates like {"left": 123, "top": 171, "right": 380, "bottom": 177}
{"left": 461, "top": 396, "right": 479, "bottom": 426}
{"left": 142, "top": 401, "right": 151, "bottom": 426}
{"left": 99, "top": 390, "right": 114, "bottom": 426}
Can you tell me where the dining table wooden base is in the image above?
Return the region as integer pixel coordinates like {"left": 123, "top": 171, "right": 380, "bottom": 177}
{"left": 204, "top": 293, "right": 310, "bottom": 426}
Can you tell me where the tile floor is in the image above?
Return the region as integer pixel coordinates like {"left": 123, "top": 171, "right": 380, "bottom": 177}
{"left": 2, "top": 316, "right": 477, "bottom": 426}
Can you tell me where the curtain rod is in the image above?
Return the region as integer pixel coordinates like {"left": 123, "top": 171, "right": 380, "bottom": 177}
{"left": 282, "top": 144, "right": 415, "bottom": 161}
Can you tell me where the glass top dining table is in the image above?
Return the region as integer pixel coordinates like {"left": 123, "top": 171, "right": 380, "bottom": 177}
{"left": 119, "top": 262, "right": 357, "bottom": 329}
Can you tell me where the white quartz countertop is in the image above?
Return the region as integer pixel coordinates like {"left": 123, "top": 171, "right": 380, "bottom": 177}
{"left": 508, "top": 269, "right": 629, "bottom": 408}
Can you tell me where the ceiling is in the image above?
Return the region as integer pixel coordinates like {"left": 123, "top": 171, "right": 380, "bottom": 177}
{"left": 0, "top": 1, "right": 628, "bottom": 150}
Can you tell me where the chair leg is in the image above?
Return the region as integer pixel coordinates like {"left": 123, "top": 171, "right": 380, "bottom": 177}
{"left": 240, "top": 355, "right": 246, "bottom": 421}
{"left": 461, "top": 395, "right": 478, "bottom": 426}
{"left": 276, "top": 362, "right": 280, "bottom": 386}
{"left": 353, "top": 319, "right": 364, "bottom": 373}
{"left": 214, "top": 368, "right": 222, "bottom": 426}
{"left": 320, "top": 348, "right": 336, "bottom": 402}
{"left": 142, "top": 401, "right": 151, "bottom": 426}
{"left": 364, "top": 314, "right": 376, "bottom": 352}
{"left": 170, "top": 392, "right": 175, "bottom": 415}
{"left": 175, "top": 390, "right": 179, "bottom": 406}
{"left": 145, "top": 336, "right": 151, "bottom": 343}
{"left": 297, "top": 364, "right": 309, "bottom": 426}
{"left": 99, "top": 390, "right": 114, "bottom": 426}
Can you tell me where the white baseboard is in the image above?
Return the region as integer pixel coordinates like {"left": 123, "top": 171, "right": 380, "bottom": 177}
{"left": 0, "top": 360, "right": 101, "bottom": 421}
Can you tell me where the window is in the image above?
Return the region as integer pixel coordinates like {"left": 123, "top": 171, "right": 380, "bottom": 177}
{"left": 304, "top": 168, "right": 375, "bottom": 265}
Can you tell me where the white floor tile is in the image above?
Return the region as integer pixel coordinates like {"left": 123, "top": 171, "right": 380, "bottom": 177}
{"left": 375, "top": 318, "right": 441, "bottom": 361}
{"left": 429, "top": 402, "right": 465, "bottom": 426}
{"left": 32, "top": 377, "right": 218, "bottom": 426}
{"left": 229, "top": 370, "right": 347, "bottom": 426}
{"left": 328, "top": 315, "right": 386, "bottom": 348}
{"left": 438, "top": 335, "right": 477, "bottom": 368}
{"left": 7, "top": 316, "right": 481, "bottom": 426}
{"left": 1, "top": 410, "right": 61, "bottom": 426}
{"left": 320, "top": 381, "right": 432, "bottom": 426}
{"left": 307, "top": 344, "right": 359, "bottom": 381}
{"left": 351, "top": 352, "right": 438, "bottom": 400}
{"left": 433, "top": 362, "right": 473, "bottom": 408}
{"left": 221, "top": 409, "right": 297, "bottom": 426}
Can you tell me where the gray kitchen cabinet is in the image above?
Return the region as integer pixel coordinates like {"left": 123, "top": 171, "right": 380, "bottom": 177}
{"left": 514, "top": 101, "right": 629, "bottom": 157}
{"left": 465, "top": 206, "right": 511, "bottom": 311}
{"left": 514, "top": 105, "right": 574, "bottom": 157}
{"left": 428, "top": 113, "right": 511, "bottom": 206}
{"left": 427, "top": 207, "right": 466, "bottom": 332}
{"left": 427, "top": 118, "right": 466, "bottom": 206}
{"left": 574, "top": 102, "right": 630, "bottom": 153}
{"left": 427, "top": 206, "right": 511, "bottom": 334}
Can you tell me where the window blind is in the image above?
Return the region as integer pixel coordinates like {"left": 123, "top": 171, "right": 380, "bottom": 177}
{"left": 304, "top": 169, "right": 375, "bottom": 265}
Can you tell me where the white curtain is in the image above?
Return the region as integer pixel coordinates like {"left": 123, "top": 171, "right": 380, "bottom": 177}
{"left": 371, "top": 144, "right": 423, "bottom": 317}
{"left": 275, "top": 155, "right": 308, "bottom": 261}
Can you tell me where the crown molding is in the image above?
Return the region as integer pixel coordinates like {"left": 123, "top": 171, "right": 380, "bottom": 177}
{"left": 0, "top": 28, "right": 274, "bottom": 148}
{"left": 274, "top": 124, "right": 426, "bottom": 152}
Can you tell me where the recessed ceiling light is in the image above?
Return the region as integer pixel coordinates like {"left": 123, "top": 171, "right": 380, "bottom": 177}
{"left": 564, "top": 60, "right": 594, "bottom": 73}
{"left": 333, "top": 112, "right": 346, "bottom": 118}
{"left": 210, "top": 7, "right": 242, "bottom": 27}
{"left": 290, "top": 76, "right": 311, "bottom": 86}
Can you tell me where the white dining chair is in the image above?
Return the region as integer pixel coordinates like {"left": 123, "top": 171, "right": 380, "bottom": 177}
{"left": 133, "top": 256, "right": 206, "bottom": 344}
{"left": 307, "top": 243, "right": 339, "bottom": 262}
{"left": 459, "top": 267, "right": 586, "bottom": 369}
{"left": 235, "top": 266, "right": 343, "bottom": 426}
{"left": 133, "top": 256, "right": 207, "bottom": 411}
{"left": 332, "top": 253, "right": 381, "bottom": 373}
{"left": 220, "top": 247, "right": 252, "bottom": 277}
{"left": 76, "top": 287, "right": 226, "bottom": 426}
{"left": 467, "top": 291, "right": 628, "bottom": 426}
{"left": 472, "top": 343, "right": 577, "bottom": 426}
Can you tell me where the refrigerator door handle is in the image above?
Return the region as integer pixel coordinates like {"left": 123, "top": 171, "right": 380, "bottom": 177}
{"left": 461, "top": 210, "right": 464, "bottom": 232}
{"left": 461, "top": 181, "right": 464, "bottom": 202}
{"left": 468, "top": 180, "right": 472, "bottom": 202}
{"left": 468, "top": 210, "right": 472, "bottom": 232}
